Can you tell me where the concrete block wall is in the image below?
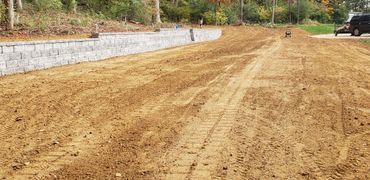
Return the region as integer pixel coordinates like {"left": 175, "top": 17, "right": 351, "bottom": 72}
{"left": 193, "top": 29, "right": 223, "bottom": 42}
{"left": 0, "top": 28, "right": 221, "bottom": 76}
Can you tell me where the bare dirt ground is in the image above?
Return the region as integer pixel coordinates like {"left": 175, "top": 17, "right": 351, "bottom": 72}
{"left": 0, "top": 27, "right": 369, "bottom": 179}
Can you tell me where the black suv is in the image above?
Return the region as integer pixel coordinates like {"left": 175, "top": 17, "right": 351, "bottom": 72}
{"left": 350, "top": 13, "right": 370, "bottom": 36}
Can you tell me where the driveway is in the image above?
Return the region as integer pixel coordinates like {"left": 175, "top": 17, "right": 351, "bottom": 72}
{"left": 312, "top": 33, "right": 370, "bottom": 39}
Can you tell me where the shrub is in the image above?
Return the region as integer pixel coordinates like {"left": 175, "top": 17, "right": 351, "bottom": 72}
{"left": 107, "top": 1, "right": 130, "bottom": 20}
{"left": 291, "top": 0, "right": 313, "bottom": 23}
{"left": 332, "top": 4, "right": 348, "bottom": 24}
{"left": 203, "top": 11, "right": 215, "bottom": 24}
{"left": 203, "top": 10, "right": 228, "bottom": 25}
{"left": 129, "top": 0, "right": 152, "bottom": 24}
{"left": 65, "top": 0, "right": 77, "bottom": 12}
{"left": 309, "top": 2, "right": 331, "bottom": 23}
{"left": 243, "top": 1, "right": 259, "bottom": 23}
{"left": 301, "top": 19, "right": 321, "bottom": 25}
{"left": 189, "top": 0, "right": 214, "bottom": 23}
{"left": 161, "top": 1, "right": 190, "bottom": 22}
{"left": 275, "top": 6, "right": 289, "bottom": 23}
{"left": 223, "top": 5, "right": 238, "bottom": 24}
{"left": 34, "top": 0, "right": 63, "bottom": 11}
{"left": 68, "top": 18, "right": 81, "bottom": 26}
{"left": 216, "top": 10, "right": 228, "bottom": 25}
{"left": 258, "top": 7, "right": 270, "bottom": 22}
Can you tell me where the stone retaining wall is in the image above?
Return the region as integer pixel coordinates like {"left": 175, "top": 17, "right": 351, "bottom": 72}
{"left": 0, "top": 28, "right": 221, "bottom": 76}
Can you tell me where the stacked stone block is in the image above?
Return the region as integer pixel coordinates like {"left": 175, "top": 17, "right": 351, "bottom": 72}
{"left": 0, "top": 28, "right": 221, "bottom": 76}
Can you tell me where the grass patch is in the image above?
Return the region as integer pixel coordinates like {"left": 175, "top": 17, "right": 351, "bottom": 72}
{"left": 298, "top": 24, "right": 334, "bottom": 35}
{"left": 360, "top": 39, "right": 370, "bottom": 46}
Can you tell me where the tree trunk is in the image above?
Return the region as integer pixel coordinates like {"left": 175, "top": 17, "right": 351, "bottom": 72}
{"left": 271, "top": 0, "right": 276, "bottom": 24}
{"left": 265, "top": 0, "right": 268, "bottom": 9}
{"left": 4, "top": 0, "right": 15, "bottom": 30}
{"left": 297, "top": 0, "right": 300, "bottom": 24}
{"left": 16, "top": 0, "right": 23, "bottom": 11}
{"left": 155, "top": 0, "right": 161, "bottom": 24}
{"left": 289, "top": 0, "right": 291, "bottom": 24}
{"left": 14, "top": 0, "right": 23, "bottom": 25}
{"left": 240, "top": 0, "right": 244, "bottom": 22}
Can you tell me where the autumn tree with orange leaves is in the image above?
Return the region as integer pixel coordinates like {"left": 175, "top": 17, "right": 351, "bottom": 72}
{"left": 321, "top": 0, "right": 334, "bottom": 15}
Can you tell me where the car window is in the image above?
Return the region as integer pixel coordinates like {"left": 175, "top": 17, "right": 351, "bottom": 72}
{"left": 351, "top": 16, "right": 360, "bottom": 21}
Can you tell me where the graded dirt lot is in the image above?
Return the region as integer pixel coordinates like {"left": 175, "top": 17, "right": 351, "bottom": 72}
{"left": 0, "top": 27, "right": 369, "bottom": 179}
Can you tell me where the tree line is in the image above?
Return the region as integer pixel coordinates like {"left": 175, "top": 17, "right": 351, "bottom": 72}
{"left": 1, "top": 0, "right": 369, "bottom": 30}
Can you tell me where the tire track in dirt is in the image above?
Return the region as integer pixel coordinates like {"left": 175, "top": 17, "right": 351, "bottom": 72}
{"left": 161, "top": 38, "right": 280, "bottom": 179}
{"left": 1, "top": 27, "right": 274, "bottom": 179}
{"left": 222, "top": 31, "right": 370, "bottom": 179}
{"left": 329, "top": 130, "right": 370, "bottom": 179}
{"left": 1, "top": 61, "right": 185, "bottom": 179}
{"left": 51, "top": 35, "right": 271, "bottom": 178}
{"left": 294, "top": 34, "right": 370, "bottom": 180}
{"left": 223, "top": 38, "right": 321, "bottom": 179}
{"left": 2, "top": 27, "right": 369, "bottom": 179}
{"left": 308, "top": 36, "right": 370, "bottom": 179}
{"left": 6, "top": 60, "right": 231, "bottom": 179}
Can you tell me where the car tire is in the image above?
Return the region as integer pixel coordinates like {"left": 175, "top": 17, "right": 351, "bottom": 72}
{"left": 354, "top": 28, "right": 361, "bottom": 36}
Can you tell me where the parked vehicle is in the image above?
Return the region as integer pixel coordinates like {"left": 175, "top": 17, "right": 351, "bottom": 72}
{"left": 334, "top": 12, "right": 361, "bottom": 36}
{"left": 349, "top": 13, "right": 370, "bottom": 36}
{"left": 334, "top": 22, "right": 351, "bottom": 36}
